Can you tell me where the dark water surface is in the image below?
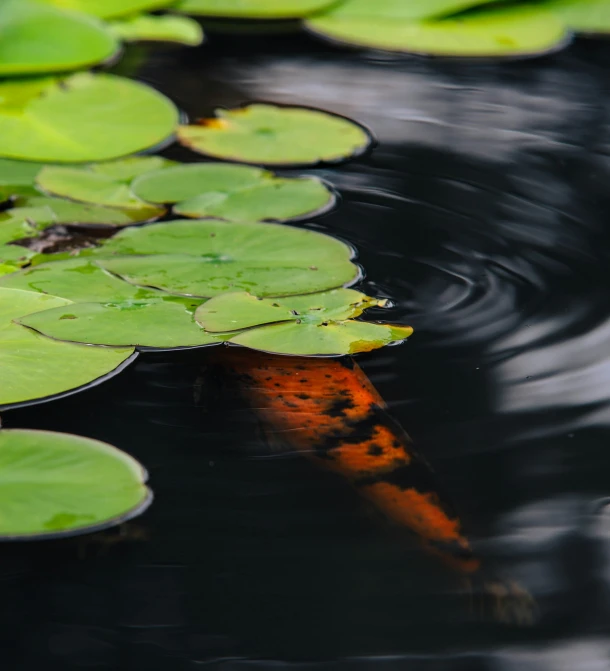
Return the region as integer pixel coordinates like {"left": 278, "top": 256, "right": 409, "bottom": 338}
{"left": 4, "top": 30, "right": 610, "bottom": 670}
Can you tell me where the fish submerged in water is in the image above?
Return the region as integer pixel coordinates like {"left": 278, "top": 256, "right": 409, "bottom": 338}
{"left": 213, "top": 347, "right": 537, "bottom": 625}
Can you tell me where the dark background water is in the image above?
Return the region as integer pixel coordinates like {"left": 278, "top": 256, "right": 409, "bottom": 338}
{"left": 3, "top": 29, "right": 610, "bottom": 670}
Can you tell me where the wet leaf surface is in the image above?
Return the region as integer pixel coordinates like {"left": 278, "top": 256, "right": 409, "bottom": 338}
{"left": 177, "top": 103, "right": 371, "bottom": 167}
{"left": 173, "top": 0, "right": 338, "bottom": 19}
{"left": 109, "top": 13, "right": 204, "bottom": 45}
{"left": 0, "top": 0, "right": 118, "bottom": 76}
{"left": 0, "top": 287, "right": 135, "bottom": 409}
{"left": 307, "top": 3, "right": 569, "bottom": 57}
{"left": 0, "top": 429, "right": 150, "bottom": 539}
{"left": 0, "top": 73, "right": 178, "bottom": 162}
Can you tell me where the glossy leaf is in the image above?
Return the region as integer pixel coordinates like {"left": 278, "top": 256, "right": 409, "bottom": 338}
{"left": 0, "top": 429, "right": 150, "bottom": 540}
{"left": 38, "top": 0, "right": 175, "bottom": 20}
{"left": 109, "top": 14, "right": 204, "bottom": 45}
{"left": 306, "top": 4, "right": 569, "bottom": 57}
{"left": 37, "top": 166, "right": 165, "bottom": 218}
{"left": 19, "top": 298, "right": 227, "bottom": 350}
{"left": 196, "top": 288, "right": 385, "bottom": 331}
{"left": 96, "top": 219, "right": 359, "bottom": 297}
{"left": 177, "top": 104, "right": 371, "bottom": 167}
{"left": 173, "top": 0, "right": 338, "bottom": 18}
{"left": 0, "top": 0, "right": 118, "bottom": 77}
{"left": 0, "top": 73, "right": 179, "bottom": 163}
{"left": 132, "top": 162, "right": 334, "bottom": 222}
{"left": 541, "top": 0, "right": 610, "bottom": 34}
{"left": 0, "top": 288, "right": 135, "bottom": 410}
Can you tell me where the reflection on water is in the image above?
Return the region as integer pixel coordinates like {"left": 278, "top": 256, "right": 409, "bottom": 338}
{"left": 3, "top": 29, "right": 610, "bottom": 670}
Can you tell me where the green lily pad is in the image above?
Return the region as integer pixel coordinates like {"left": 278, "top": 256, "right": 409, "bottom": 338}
{"left": 541, "top": 0, "right": 610, "bottom": 34}
{"left": 38, "top": 0, "right": 175, "bottom": 20}
{"left": 173, "top": 0, "right": 339, "bottom": 18}
{"left": 195, "top": 289, "right": 411, "bottom": 355}
{"left": 88, "top": 157, "right": 177, "bottom": 181}
{"left": 0, "top": 158, "right": 45, "bottom": 186}
{"left": 36, "top": 166, "right": 165, "bottom": 219}
{"left": 0, "top": 429, "right": 151, "bottom": 540}
{"left": 0, "top": 73, "right": 179, "bottom": 163}
{"left": 0, "top": 0, "right": 118, "bottom": 77}
{"left": 0, "top": 288, "right": 135, "bottom": 410}
{"left": 196, "top": 288, "right": 385, "bottom": 331}
{"left": 0, "top": 258, "right": 163, "bottom": 302}
{"left": 0, "top": 207, "right": 55, "bottom": 244}
{"left": 176, "top": 104, "right": 372, "bottom": 167}
{"left": 306, "top": 0, "right": 502, "bottom": 21}
{"left": 109, "top": 14, "right": 205, "bottom": 45}
{"left": 18, "top": 196, "right": 163, "bottom": 227}
{"left": 96, "top": 219, "right": 359, "bottom": 297}
{"left": 0, "top": 245, "right": 36, "bottom": 275}
{"left": 132, "top": 163, "right": 334, "bottom": 222}
{"left": 19, "top": 298, "right": 228, "bottom": 350}
{"left": 306, "top": 4, "right": 569, "bottom": 57}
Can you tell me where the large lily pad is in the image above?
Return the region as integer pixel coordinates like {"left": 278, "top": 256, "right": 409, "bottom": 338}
{"left": 0, "top": 429, "right": 151, "bottom": 540}
{"left": 0, "top": 73, "right": 179, "bottom": 163}
{"left": 18, "top": 298, "right": 226, "bottom": 350}
{"left": 38, "top": 0, "right": 175, "bottom": 20}
{"left": 0, "top": 288, "right": 135, "bottom": 410}
{"left": 96, "top": 219, "right": 359, "bottom": 297}
{"left": 109, "top": 14, "right": 205, "bottom": 45}
{"left": 177, "top": 104, "right": 372, "bottom": 167}
{"left": 541, "top": 0, "right": 610, "bottom": 34}
{"left": 132, "top": 163, "right": 334, "bottom": 222}
{"left": 37, "top": 165, "right": 165, "bottom": 218}
{"left": 306, "top": 4, "right": 569, "bottom": 57}
{"left": 173, "top": 0, "right": 339, "bottom": 18}
{"left": 195, "top": 289, "right": 412, "bottom": 355}
{"left": 0, "top": 0, "right": 118, "bottom": 77}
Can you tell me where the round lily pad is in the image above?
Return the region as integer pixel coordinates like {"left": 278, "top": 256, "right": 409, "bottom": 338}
{"left": 38, "top": 0, "right": 175, "bottom": 20}
{"left": 0, "top": 73, "right": 179, "bottom": 163}
{"left": 0, "top": 0, "right": 118, "bottom": 77}
{"left": 18, "top": 298, "right": 226, "bottom": 350}
{"left": 96, "top": 219, "right": 359, "bottom": 297}
{"left": 0, "top": 288, "right": 135, "bottom": 410}
{"left": 172, "top": 0, "right": 338, "bottom": 18}
{"left": 306, "top": 4, "right": 570, "bottom": 57}
{"left": 176, "top": 104, "right": 372, "bottom": 167}
{"left": 109, "top": 14, "right": 205, "bottom": 45}
{"left": 0, "top": 429, "right": 151, "bottom": 540}
{"left": 196, "top": 288, "right": 385, "bottom": 332}
{"left": 37, "top": 166, "right": 165, "bottom": 218}
{"left": 542, "top": 0, "right": 610, "bottom": 34}
{"left": 132, "top": 163, "right": 335, "bottom": 222}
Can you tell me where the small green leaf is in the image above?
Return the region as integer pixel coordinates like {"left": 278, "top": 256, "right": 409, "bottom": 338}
{"left": 109, "top": 13, "right": 205, "bottom": 45}
{"left": 18, "top": 298, "right": 227, "bottom": 350}
{"left": 0, "top": 73, "right": 179, "bottom": 163}
{"left": 37, "top": 0, "right": 176, "bottom": 20}
{"left": 0, "top": 429, "right": 150, "bottom": 539}
{"left": 0, "top": 288, "right": 135, "bottom": 409}
{"left": 172, "top": 0, "right": 339, "bottom": 19}
{"left": 0, "top": 0, "right": 118, "bottom": 77}
{"left": 177, "top": 104, "right": 371, "bottom": 167}
{"left": 306, "top": 3, "right": 569, "bottom": 57}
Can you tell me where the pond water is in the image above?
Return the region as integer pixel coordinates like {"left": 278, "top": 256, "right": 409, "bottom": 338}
{"left": 4, "top": 29, "right": 610, "bottom": 670}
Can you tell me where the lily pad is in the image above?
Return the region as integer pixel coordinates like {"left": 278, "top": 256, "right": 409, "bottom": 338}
{"left": 109, "top": 14, "right": 205, "bottom": 45}
{"left": 38, "top": 0, "right": 175, "bottom": 20}
{"left": 305, "top": 0, "right": 502, "bottom": 21}
{"left": 195, "top": 289, "right": 412, "bottom": 355}
{"left": 0, "top": 207, "right": 55, "bottom": 245}
{"left": 0, "top": 288, "right": 135, "bottom": 410}
{"left": 0, "top": 73, "right": 179, "bottom": 163}
{"left": 132, "top": 163, "right": 334, "bottom": 222}
{"left": 0, "top": 158, "right": 45, "bottom": 186}
{"left": 18, "top": 298, "right": 227, "bottom": 350}
{"left": 0, "top": 429, "right": 151, "bottom": 540}
{"left": 96, "top": 219, "right": 359, "bottom": 297}
{"left": 0, "top": 245, "right": 36, "bottom": 275}
{"left": 172, "top": 0, "right": 339, "bottom": 18}
{"left": 176, "top": 104, "right": 372, "bottom": 167}
{"left": 306, "top": 3, "right": 569, "bottom": 57}
{"left": 0, "top": 0, "right": 118, "bottom": 77}
{"left": 36, "top": 166, "right": 165, "bottom": 219}
{"left": 541, "top": 0, "right": 610, "bottom": 34}
{"left": 196, "top": 288, "right": 385, "bottom": 331}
